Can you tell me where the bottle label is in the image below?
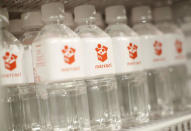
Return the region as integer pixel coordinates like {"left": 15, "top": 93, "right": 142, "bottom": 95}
{"left": 165, "top": 33, "right": 187, "bottom": 66}
{"left": 32, "top": 37, "right": 85, "bottom": 83}
{"left": 81, "top": 37, "right": 115, "bottom": 77}
{"left": 112, "top": 36, "right": 144, "bottom": 74}
{"left": 140, "top": 35, "right": 168, "bottom": 70}
{"left": 0, "top": 45, "right": 25, "bottom": 85}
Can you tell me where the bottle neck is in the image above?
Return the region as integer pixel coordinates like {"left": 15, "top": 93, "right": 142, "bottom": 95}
{"left": 25, "top": 27, "right": 41, "bottom": 32}
{"left": 155, "top": 19, "right": 173, "bottom": 25}
{"left": 108, "top": 21, "right": 127, "bottom": 26}
{"left": 45, "top": 19, "right": 64, "bottom": 25}
{"left": 133, "top": 20, "right": 152, "bottom": 27}
{"left": 76, "top": 19, "right": 96, "bottom": 26}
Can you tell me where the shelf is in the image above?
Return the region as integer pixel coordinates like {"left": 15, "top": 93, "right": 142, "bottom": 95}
{"left": 119, "top": 111, "right": 191, "bottom": 131}
{"left": 0, "top": 0, "right": 179, "bottom": 13}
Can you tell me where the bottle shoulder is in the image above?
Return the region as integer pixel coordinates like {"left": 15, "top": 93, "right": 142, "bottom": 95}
{"left": 156, "top": 23, "right": 179, "bottom": 34}
{"left": 133, "top": 23, "right": 163, "bottom": 36}
{"left": 75, "top": 25, "right": 109, "bottom": 38}
{"left": 181, "top": 23, "right": 191, "bottom": 36}
{"left": 34, "top": 24, "right": 80, "bottom": 42}
{"left": 105, "top": 24, "right": 138, "bottom": 37}
{"left": 21, "top": 31, "right": 39, "bottom": 45}
{"left": 1, "top": 30, "right": 23, "bottom": 47}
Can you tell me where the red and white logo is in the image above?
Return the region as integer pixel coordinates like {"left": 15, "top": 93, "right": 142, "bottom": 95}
{"left": 95, "top": 44, "right": 108, "bottom": 62}
{"left": 127, "top": 43, "right": 138, "bottom": 59}
{"left": 3, "top": 52, "right": 18, "bottom": 71}
{"left": 175, "top": 40, "right": 183, "bottom": 54}
{"left": 62, "top": 45, "right": 76, "bottom": 64}
{"left": 153, "top": 41, "right": 162, "bottom": 56}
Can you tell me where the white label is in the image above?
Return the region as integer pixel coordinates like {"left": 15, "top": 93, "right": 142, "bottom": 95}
{"left": 112, "top": 36, "right": 144, "bottom": 74}
{"left": 81, "top": 37, "right": 115, "bottom": 77}
{"left": 140, "top": 35, "right": 169, "bottom": 70}
{"left": 23, "top": 45, "right": 34, "bottom": 83}
{"left": 32, "top": 37, "right": 85, "bottom": 83}
{"left": 0, "top": 44, "right": 25, "bottom": 85}
{"left": 165, "top": 33, "right": 187, "bottom": 66}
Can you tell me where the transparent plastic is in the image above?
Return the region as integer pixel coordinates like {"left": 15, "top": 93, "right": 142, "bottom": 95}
{"left": 33, "top": 23, "right": 90, "bottom": 131}
{"left": 20, "top": 30, "right": 41, "bottom": 131}
{"left": 75, "top": 24, "right": 121, "bottom": 130}
{"left": 156, "top": 21, "right": 189, "bottom": 111}
{"left": 180, "top": 20, "right": 191, "bottom": 109}
{"left": 7, "top": 86, "right": 23, "bottom": 131}
{"left": 133, "top": 23, "right": 174, "bottom": 119}
{"left": 0, "top": 86, "right": 11, "bottom": 131}
{"left": 105, "top": 23, "right": 150, "bottom": 127}
{"left": 0, "top": 29, "right": 10, "bottom": 131}
{"left": 0, "top": 30, "right": 25, "bottom": 131}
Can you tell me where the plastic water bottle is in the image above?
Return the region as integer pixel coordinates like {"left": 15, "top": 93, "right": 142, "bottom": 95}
{"left": 20, "top": 11, "right": 44, "bottom": 131}
{"left": 0, "top": 9, "right": 25, "bottom": 131}
{"left": 74, "top": 5, "right": 121, "bottom": 130}
{"left": 0, "top": 8, "right": 12, "bottom": 131}
{"left": 153, "top": 6, "right": 189, "bottom": 112}
{"left": 105, "top": 5, "right": 149, "bottom": 127}
{"left": 32, "top": 2, "right": 90, "bottom": 131}
{"left": 180, "top": 15, "right": 191, "bottom": 108}
{"left": 131, "top": 6, "right": 174, "bottom": 119}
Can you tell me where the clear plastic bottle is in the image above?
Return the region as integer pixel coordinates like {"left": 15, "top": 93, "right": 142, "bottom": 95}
{"left": 74, "top": 5, "right": 121, "bottom": 131}
{"left": 95, "top": 12, "right": 105, "bottom": 29}
{"left": 32, "top": 2, "right": 90, "bottom": 131}
{"left": 105, "top": 5, "right": 149, "bottom": 127}
{"left": 0, "top": 8, "right": 12, "bottom": 131}
{"left": 63, "top": 12, "right": 75, "bottom": 30}
{"left": 20, "top": 11, "right": 44, "bottom": 131}
{"left": 0, "top": 8, "right": 26, "bottom": 131}
{"left": 6, "top": 18, "right": 25, "bottom": 131}
{"left": 131, "top": 6, "right": 174, "bottom": 119}
{"left": 153, "top": 6, "right": 189, "bottom": 111}
{"left": 180, "top": 16, "right": 191, "bottom": 108}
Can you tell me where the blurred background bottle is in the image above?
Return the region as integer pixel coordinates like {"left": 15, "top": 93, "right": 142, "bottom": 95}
{"left": 74, "top": 4, "right": 121, "bottom": 131}
{"left": 105, "top": 5, "right": 149, "bottom": 127}
{"left": 131, "top": 6, "right": 174, "bottom": 119}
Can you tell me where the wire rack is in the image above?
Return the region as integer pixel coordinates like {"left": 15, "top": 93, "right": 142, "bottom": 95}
{"left": 0, "top": 0, "right": 177, "bottom": 12}
{"left": 120, "top": 111, "right": 191, "bottom": 131}
{"left": 0, "top": 0, "right": 89, "bottom": 12}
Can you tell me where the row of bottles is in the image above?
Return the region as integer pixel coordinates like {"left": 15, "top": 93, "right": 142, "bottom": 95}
{"left": 0, "top": 1, "right": 190, "bottom": 131}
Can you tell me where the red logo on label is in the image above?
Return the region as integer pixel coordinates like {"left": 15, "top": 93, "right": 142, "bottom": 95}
{"left": 127, "top": 43, "right": 138, "bottom": 59}
{"left": 3, "top": 52, "right": 17, "bottom": 71}
{"left": 154, "top": 41, "right": 162, "bottom": 56}
{"left": 62, "top": 45, "right": 76, "bottom": 64}
{"left": 95, "top": 44, "right": 108, "bottom": 62}
{"left": 175, "top": 40, "right": 182, "bottom": 54}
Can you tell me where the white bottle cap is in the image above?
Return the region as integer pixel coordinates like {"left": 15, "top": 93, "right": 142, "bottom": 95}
{"left": 153, "top": 7, "right": 173, "bottom": 22}
{"left": 7, "top": 19, "right": 23, "bottom": 35}
{"left": 105, "top": 5, "right": 127, "bottom": 24}
{"left": 21, "top": 11, "right": 43, "bottom": 30}
{"left": 131, "top": 6, "right": 152, "bottom": 24}
{"left": 95, "top": 12, "right": 105, "bottom": 28}
{"left": 74, "top": 5, "right": 96, "bottom": 24}
{"left": 41, "top": 2, "right": 65, "bottom": 23}
{"left": 0, "top": 8, "right": 9, "bottom": 28}
{"left": 63, "top": 12, "right": 75, "bottom": 28}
